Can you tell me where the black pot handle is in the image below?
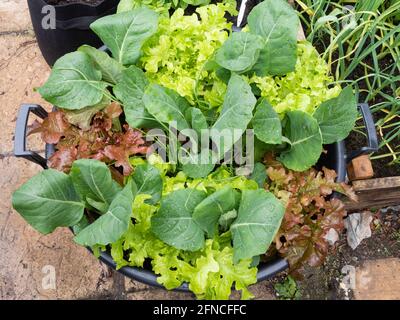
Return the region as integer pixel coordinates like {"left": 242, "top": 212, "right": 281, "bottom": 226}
{"left": 14, "top": 104, "right": 48, "bottom": 169}
{"left": 346, "top": 103, "right": 379, "bottom": 162}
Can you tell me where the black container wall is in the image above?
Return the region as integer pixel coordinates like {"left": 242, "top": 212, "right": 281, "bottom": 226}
{"left": 28, "top": 0, "right": 119, "bottom": 66}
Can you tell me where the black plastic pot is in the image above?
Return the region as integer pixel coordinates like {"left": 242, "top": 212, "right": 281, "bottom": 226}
{"left": 28, "top": 0, "right": 119, "bottom": 66}
{"left": 14, "top": 103, "right": 378, "bottom": 291}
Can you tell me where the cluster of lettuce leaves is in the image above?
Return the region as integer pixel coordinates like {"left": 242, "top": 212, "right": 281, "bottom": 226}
{"left": 35, "top": 1, "right": 358, "bottom": 174}
{"left": 28, "top": 104, "right": 149, "bottom": 175}
{"left": 138, "top": 2, "right": 236, "bottom": 106}
{"left": 12, "top": 156, "right": 284, "bottom": 299}
{"left": 263, "top": 155, "right": 357, "bottom": 273}
{"left": 117, "top": 0, "right": 215, "bottom": 17}
{"left": 12, "top": 0, "right": 359, "bottom": 299}
{"left": 249, "top": 42, "right": 341, "bottom": 115}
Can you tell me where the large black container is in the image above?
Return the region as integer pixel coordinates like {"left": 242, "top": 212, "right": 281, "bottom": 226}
{"left": 14, "top": 103, "right": 378, "bottom": 291}
{"left": 28, "top": 0, "right": 119, "bottom": 66}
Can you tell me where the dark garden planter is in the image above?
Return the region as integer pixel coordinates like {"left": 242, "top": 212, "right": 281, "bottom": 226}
{"left": 13, "top": 103, "right": 378, "bottom": 291}
{"left": 27, "top": 0, "right": 119, "bottom": 66}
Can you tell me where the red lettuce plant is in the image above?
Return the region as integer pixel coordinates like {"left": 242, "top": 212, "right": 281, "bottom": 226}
{"left": 29, "top": 103, "right": 149, "bottom": 175}
{"left": 264, "top": 154, "right": 357, "bottom": 271}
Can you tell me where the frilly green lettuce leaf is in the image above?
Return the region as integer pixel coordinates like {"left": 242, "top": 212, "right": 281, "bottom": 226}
{"left": 187, "top": 166, "right": 259, "bottom": 192}
{"left": 139, "top": 4, "right": 233, "bottom": 106}
{"left": 250, "top": 42, "right": 341, "bottom": 115}
{"left": 201, "top": 243, "right": 257, "bottom": 300}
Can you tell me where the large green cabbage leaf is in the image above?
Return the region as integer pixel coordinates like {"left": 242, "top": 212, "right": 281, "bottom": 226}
{"left": 90, "top": 8, "right": 159, "bottom": 66}
{"left": 248, "top": 0, "right": 299, "bottom": 76}
{"left": 279, "top": 111, "right": 323, "bottom": 171}
{"left": 37, "top": 51, "right": 108, "bottom": 110}
{"left": 151, "top": 189, "right": 207, "bottom": 251}
{"left": 12, "top": 169, "right": 85, "bottom": 234}
{"left": 74, "top": 180, "right": 136, "bottom": 246}
{"left": 70, "top": 159, "right": 122, "bottom": 213}
{"left": 231, "top": 189, "right": 285, "bottom": 263}
{"left": 313, "top": 86, "right": 358, "bottom": 144}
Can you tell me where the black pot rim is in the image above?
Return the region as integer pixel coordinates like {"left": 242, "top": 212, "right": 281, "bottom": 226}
{"left": 39, "top": 0, "right": 112, "bottom": 9}
{"left": 32, "top": 0, "right": 120, "bottom": 21}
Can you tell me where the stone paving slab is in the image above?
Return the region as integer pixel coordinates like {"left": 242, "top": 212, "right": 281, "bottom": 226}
{"left": 0, "top": 0, "right": 33, "bottom": 33}
{"left": 354, "top": 258, "right": 400, "bottom": 300}
{"left": 0, "top": 33, "right": 51, "bottom": 154}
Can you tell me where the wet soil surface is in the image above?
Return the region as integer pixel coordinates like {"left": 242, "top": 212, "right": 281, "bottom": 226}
{"left": 185, "top": 0, "right": 261, "bottom": 25}
{"left": 45, "top": 0, "right": 105, "bottom": 6}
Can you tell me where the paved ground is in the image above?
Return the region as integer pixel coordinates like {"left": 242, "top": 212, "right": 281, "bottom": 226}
{"left": 0, "top": 0, "right": 399, "bottom": 300}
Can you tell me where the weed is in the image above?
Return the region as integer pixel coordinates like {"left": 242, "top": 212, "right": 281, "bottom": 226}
{"left": 274, "top": 276, "right": 301, "bottom": 300}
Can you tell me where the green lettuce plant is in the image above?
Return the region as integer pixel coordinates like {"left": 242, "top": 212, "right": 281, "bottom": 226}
{"left": 249, "top": 41, "right": 342, "bottom": 115}
{"left": 139, "top": 2, "right": 237, "bottom": 106}
{"left": 117, "top": 0, "right": 214, "bottom": 17}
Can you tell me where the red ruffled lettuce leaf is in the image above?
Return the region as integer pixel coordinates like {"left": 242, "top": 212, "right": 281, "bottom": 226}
{"left": 103, "top": 125, "right": 148, "bottom": 175}
{"left": 264, "top": 155, "right": 356, "bottom": 272}
{"left": 29, "top": 110, "right": 70, "bottom": 144}
{"left": 30, "top": 106, "right": 148, "bottom": 176}
{"left": 104, "top": 102, "right": 123, "bottom": 119}
{"left": 48, "top": 147, "right": 78, "bottom": 172}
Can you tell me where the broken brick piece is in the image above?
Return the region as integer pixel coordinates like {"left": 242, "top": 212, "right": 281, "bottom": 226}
{"left": 347, "top": 155, "right": 374, "bottom": 181}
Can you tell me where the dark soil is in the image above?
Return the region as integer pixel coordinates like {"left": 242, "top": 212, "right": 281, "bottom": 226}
{"left": 45, "top": 0, "right": 104, "bottom": 6}
{"left": 185, "top": 0, "right": 261, "bottom": 25}
{"left": 264, "top": 207, "right": 400, "bottom": 299}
